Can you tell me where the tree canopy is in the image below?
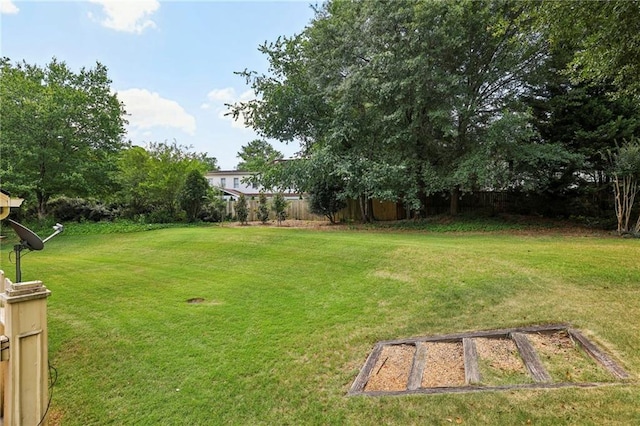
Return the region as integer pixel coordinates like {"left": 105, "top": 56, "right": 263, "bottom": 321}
{"left": 117, "top": 142, "right": 209, "bottom": 222}
{"left": 0, "top": 57, "right": 127, "bottom": 218}
{"left": 537, "top": 0, "right": 640, "bottom": 98}
{"left": 231, "top": 0, "right": 577, "bottom": 217}
{"left": 236, "top": 139, "right": 283, "bottom": 172}
{"left": 0, "top": 57, "right": 221, "bottom": 224}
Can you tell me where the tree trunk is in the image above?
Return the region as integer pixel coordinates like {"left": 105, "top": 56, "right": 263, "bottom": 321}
{"left": 358, "top": 195, "right": 373, "bottom": 222}
{"left": 358, "top": 195, "right": 367, "bottom": 222}
{"left": 36, "top": 192, "right": 47, "bottom": 220}
{"left": 450, "top": 186, "right": 460, "bottom": 216}
{"left": 367, "top": 198, "right": 375, "bottom": 221}
{"left": 613, "top": 175, "right": 639, "bottom": 234}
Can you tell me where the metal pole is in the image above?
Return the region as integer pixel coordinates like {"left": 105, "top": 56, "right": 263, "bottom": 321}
{"left": 13, "top": 244, "right": 22, "bottom": 283}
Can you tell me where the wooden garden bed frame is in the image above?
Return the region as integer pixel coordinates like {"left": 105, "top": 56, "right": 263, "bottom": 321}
{"left": 349, "top": 323, "right": 630, "bottom": 396}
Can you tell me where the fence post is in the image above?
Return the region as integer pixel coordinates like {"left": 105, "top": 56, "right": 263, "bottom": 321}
{"left": 1, "top": 274, "right": 51, "bottom": 426}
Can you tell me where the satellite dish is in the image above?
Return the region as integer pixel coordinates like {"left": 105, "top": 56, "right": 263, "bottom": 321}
{"left": 6, "top": 219, "right": 64, "bottom": 282}
{"left": 7, "top": 219, "right": 44, "bottom": 250}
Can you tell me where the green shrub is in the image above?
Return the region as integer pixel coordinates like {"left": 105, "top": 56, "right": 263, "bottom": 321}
{"left": 200, "top": 197, "right": 226, "bottom": 223}
{"left": 271, "top": 192, "right": 288, "bottom": 225}
{"left": 147, "top": 209, "right": 184, "bottom": 224}
{"left": 257, "top": 192, "right": 270, "bottom": 223}
{"left": 236, "top": 194, "right": 249, "bottom": 224}
{"left": 47, "top": 197, "right": 116, "bottom": 222}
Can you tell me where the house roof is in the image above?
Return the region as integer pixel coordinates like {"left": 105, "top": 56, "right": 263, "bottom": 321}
{"left": 206, "top": 170, "right": 255, "bottom": 176}
{"left": 219, "top": 188, "right": 302, "bottom": 199}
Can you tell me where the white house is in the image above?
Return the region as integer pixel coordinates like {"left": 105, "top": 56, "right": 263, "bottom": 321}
{"left": 205, "top": 170, "right": 300, "bottom": 200}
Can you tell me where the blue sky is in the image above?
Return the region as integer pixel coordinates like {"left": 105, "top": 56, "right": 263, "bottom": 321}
{"left": 0, "top": 0, "right": 317, "bottom": 169}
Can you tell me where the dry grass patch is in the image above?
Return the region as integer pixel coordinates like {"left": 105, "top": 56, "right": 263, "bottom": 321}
{"left": 475, "top": 337, "right": 533, "bottom": 385}
{"left": 529, "top": 331, "right": 614, "bottom": 383}
{"left": 371, "top": 269, "right": 415, "bottom": 284}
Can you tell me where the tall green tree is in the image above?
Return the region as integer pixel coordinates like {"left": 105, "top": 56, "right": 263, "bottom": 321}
{"left": 526, "top": 45, "right": 640, "bottom": 188}
{"left": 180, "top": 169, "right": 211, "bottom": 222}
{"left": 232, "top": 0, "right": 561, "bottom": 217}
{"left": 363, "top": 0, "right": 552, "bottom": 214}
{"left": 537, "top": 0, "right": 640, "bottom": 98}
{"left": 0, "top": 57, "right": 127, "bottom": 218}
{"left": 203, "top": 156, "right": 220, "bottom": 172}
{"left": 236, "top": 139, "right": 283, "bottom": 171}
{"left": 517, "top": 36, "right": 640, "bottom": 219}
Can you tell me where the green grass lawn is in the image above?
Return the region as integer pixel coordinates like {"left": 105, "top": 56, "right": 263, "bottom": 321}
{"left": 2, "top": 223, "right": 639, "bottom": 424}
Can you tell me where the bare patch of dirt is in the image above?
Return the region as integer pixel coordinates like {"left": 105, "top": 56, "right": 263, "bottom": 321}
{"left": 422, "top": 342, "right": 466, "bottom": 387}
{"left": 365, "top": 344, "right": 414, "bottom": 392}
{"left": 47, "top": 408, "right": 64, "bottom": 426}
{"left": 528, "top": 331, "right": 575, "bottom": 358}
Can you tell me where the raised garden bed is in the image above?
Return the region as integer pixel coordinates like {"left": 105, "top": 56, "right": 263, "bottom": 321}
{"left": 349, "top": 324, "right": 630, "bottom": 396}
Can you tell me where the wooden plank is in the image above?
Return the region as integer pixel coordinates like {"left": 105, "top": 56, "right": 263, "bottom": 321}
{"left": 511, "top": 332, "right": 552, "bottom": 383}
{"left": 567, "top": 329, "right": 630, "bottom": 379}
{"left": 463, "top": 338, "right": 481, "bottom": 385}
{"left": 349, "top": 343, "right": 385, "bottom": 394}
{"left": 378, "top": 323, "right": 569, "bottom": 346}
{"left": 354, "top": 380, "right": 613, "bottom": 397}
{"left": 407, "top": 342, "right": 428, "bottom": 391}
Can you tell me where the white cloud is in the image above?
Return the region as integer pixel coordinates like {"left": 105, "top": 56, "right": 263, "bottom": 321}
{"left": 88, "top": 0, "right": 159, "bottom": 34}
{"left": 204, "top": 87, "right": 254, "bottom": 129}
{"left": 0, "top": 0, "right": 19, "bottom": 14}
{"left": 218, "top": 109, "right": 248, "bottom": 130}
{"left": 206, "top": 87, "right": 237, "bottom": 103}
{"left": 118, "top": 88, "right": 196, "bottom": 136}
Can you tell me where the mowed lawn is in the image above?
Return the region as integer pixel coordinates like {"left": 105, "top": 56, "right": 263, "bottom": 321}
{"left": 7, "top": 224, "right": 640, "bottom": 424}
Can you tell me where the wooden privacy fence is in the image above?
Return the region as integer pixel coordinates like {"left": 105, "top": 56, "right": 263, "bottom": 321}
{"left": 223, "top": 190, "right": 607, "bottom": 222}
{"left": 223, "top": 198, "right": 400, "bottom": 222}
{"left": 0, "top": 270, "right": 51, "bottom": 425}
{"left": 224, "top": 198, "right": 326, "bottom": 222}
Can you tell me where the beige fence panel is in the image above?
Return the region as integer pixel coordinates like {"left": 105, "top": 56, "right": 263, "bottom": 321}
{"left": 224, "top": 198, "right": 325, "bottom": 222}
